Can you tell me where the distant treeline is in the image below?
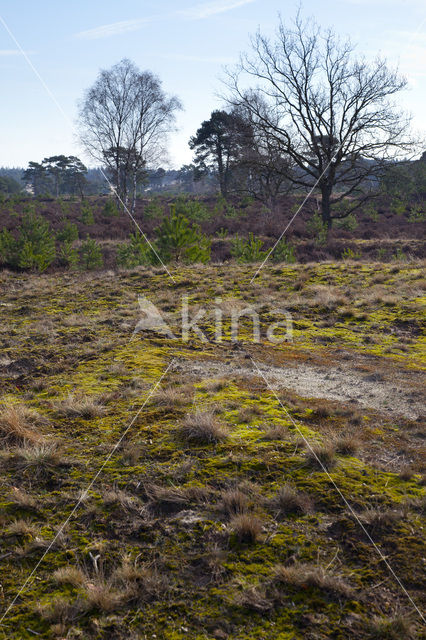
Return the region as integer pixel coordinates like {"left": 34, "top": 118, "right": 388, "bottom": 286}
{"left": 0, "top": 163, "right": 215, "bottom": 197}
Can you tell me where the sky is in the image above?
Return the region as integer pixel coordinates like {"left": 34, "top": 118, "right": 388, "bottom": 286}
{"left": 0, "top": 0, "right": 425, "bottom": 169}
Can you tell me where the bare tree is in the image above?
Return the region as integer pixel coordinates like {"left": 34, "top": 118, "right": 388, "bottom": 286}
{"left": 78, "top": 58, "right": 181, "bottom": 213}
{"left": 225, "top": 13, "right": 418, "bottom": 228}
{"left": 232, "top": 106, "right": 293, "bottom": 212}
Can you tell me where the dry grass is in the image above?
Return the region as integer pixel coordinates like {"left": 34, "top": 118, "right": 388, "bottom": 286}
{"left": 9, "top": 487, "right": 37, "bottom": 510}
{"left": 145, "top": 483, "right": 189, "bottom": 513}
{"left": 334, "top": 434, "right": 360, "bottom": 456}
{"left": 228, "top": 514, "right": 263, "bottom": 544}
{"left": 52, "top": 566, "right": 86, "bottom": 588}
{"left": 273, "top": 562, "right": 353, "bottom": 599}
{"left": 178, "top": 411, "right": 228, "bottom": 444}
{"left": 7, "top": 518, "right": 39, "bottom": 537}
{"left": 305, "top": 443, "right": 337, "bottom": 469}
{"left": 9, "top": 444, "right": 62, "bottom": 478}
{"left": 101, "top": 488, "right": 142, "bottom": 513}
{"left": 361, "top": 508, "right": 405, "bottom": 530}
{"left": 220, "top": 488, "right": 250, "bottom": 517}
{"left": 261, "top": 423, "right": 288, "bottom": 440}
{"left": 269, "top": 485, "right": 313, "bottom": 518}
{"left": 53, "top": 393, "right": 106, "bottom": 419}
{"left": 37, "top": 596, "right": 85, "bottom": 625}
{"left": 365, "top": 614, "right": 416, "bottom": 639}
{"left": 0, "top": 403, "right": 46, "bottom": 447}
{"left": 150, "top": 386, "right": 187, "bottom": 410}
{"left": 236, "top": 585, "right": 273, "bottom": 612}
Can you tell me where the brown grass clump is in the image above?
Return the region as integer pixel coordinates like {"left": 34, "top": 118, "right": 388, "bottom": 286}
{"left": 365, "top": 614, "right": 416, "bottom": 639}
{"left": 9, "top": 487, "right": 37, "bottom": 510}
{"left": 261, "top": 423, "right": 288, "bottom": 440}
{"left": 273, "top": 562, "right": 353, "bottom": 599}
{"left": 7, "top": 518, "right": 39, "bottom": 537}
{"left": 178, "top": 411, "right": 227, "bottom": 444}
{"left": 361, "top": 508, "right": 404, "bottom": 531}
{"left": 269, "top": 485, "right": 313, "bottom": 518}
{"left": 83, "top": 580, "right": 124, "bottom": 612}
{"left": 150, "top": 386, "right": 187, "bottom": 410}
{"left": 305, "top": 443, "right": 337, "bottom": 470}
{"left": 101, "top": 488, "right": 142, "bottom": 513}
{"left": 334, "top": 434, "right": 360, "bottom": 456}
{"left": 236, "top": 585, "right": 273, "bottom": 612}
{"left": 145, "top": 484, "right": 189, "bottom": 513}
{"left": 37, "top": 596, "right": 85, "bottom": 625}
{"left": 220, "top": 488, "right": 250, "bottom": 517}
{"left": 53, "top": 393, "right": 105, "bottom": 419}
{"left": 9, "top": 444, "right": 62, "bottom": 478}
{"left": 113, "top": 557, "right": 167, "bottom": 603}
{"left": 228, "top": 514, "right": 263, "bottom": 544}
{"left": 0, "top": 403, "right": 46, "bottom": 447}
{"left": 52, "top": 566, "right": 86, "bottom": 588}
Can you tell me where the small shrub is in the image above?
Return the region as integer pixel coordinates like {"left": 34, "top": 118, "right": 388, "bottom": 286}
{"left": 80, "top": 236, "right": 103, "bottom": 270}
{"left": 56, "top": 221, "right": 79, "bottom": 243}
{"left": 306, "top": 212, "right": 328, "bottom": 245}
{"left": 116, "top": 231, "right": 156, "bottom": 268}
{"left": 5, "top": 214, "right": 56, "bottom": 271}
{"left": 80, "top": 202, "right": 95, "bottom": 225}
{"left": 271, "top": 237, "right": 296, "bottom": 263}
{"left": 341, "top": 247, "right": 361, "bottom": 260}
{"left": 58, "top": 240, "right": 79, "bottom": 268}
{"left": 143, "top": 199, "right": 164, "bottom": 219}
{"left": 175, "top": 195, "right": 211, "bottom": 221}
{"left": 178, "top": 411, "right": 227, "bottom": 444}
{"left": 103, "top": 199, "right": 119, "bottom": 217}
{"left": 336, "top": 212, "right": 358, "bottom": 231}
{"left": 231, "top": 233, "right": 267, "bottom": 263}
{"left": 156, "top": 207, "right": 211, "bottom": 263}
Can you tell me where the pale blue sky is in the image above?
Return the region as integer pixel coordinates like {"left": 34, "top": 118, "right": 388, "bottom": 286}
{"left": 0, "top": 0, "right": 424, "bottom": 168}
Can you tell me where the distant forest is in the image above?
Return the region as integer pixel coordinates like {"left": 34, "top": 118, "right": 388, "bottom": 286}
{"left": 0, "top": 164, "right": 216, "bottom": 196}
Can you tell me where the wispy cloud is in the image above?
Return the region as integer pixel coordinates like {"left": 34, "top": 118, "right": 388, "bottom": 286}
{"left": 0, "top": 49, "right": 35, "bottom": 56}
{"left": 178, "top": 0, "right": 255, "bottom": 20}
{"left": 75, "top": 17, "right": 156, "bottom": 40}
{"left": 73, "top": 0, "right": 255, "bottom": 40}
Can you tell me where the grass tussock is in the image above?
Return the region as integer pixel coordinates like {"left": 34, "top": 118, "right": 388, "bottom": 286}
{"left": 228, "top": 513, "right": 263, "bottom": 544}
{"left": 365, "top": 614, "right": 416, "bottom": 639}
{"left": 53, "top": 393, "right": 106, "bottom": 419}
{"left": 273, "top": 562, "right": 353, "bottom": 599}
{"left": 8, "top": 444, "right": 62, "bottom": 478}
{"left": 178, "top": 411, "right": 228, "bottom": 444}
{"left": 334, "top": 434, "right": 360, "bottom": 456}
{"left": 220, "top": 488, "right": 250, "bottom": 517}
{"left": 305, "top": 442, "right": 337, "bottom": 470}
{"left": 151, "top": 386, "right": 188, "bottom": 410}
{"left": 0, "top": 403, "right": 46, "bottom": 447}
{"left": 269, "top": 484, "right": 313, "bottom": 518}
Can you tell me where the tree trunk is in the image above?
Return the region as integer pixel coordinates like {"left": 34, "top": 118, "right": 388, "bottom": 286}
{"left": 321, "top": 184, "right": 332, "bottom": 229}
